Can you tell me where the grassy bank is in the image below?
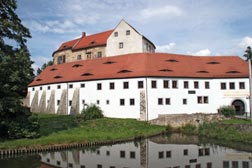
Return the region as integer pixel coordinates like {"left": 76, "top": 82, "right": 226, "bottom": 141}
{"left": 0, "top": 115, "right": 166, "bottom": 149}
{"left": 180, "top": 118, "right": 252, "bottom": 144}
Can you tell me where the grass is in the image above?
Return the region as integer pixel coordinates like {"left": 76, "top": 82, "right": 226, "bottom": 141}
{"left": 0, "top": 116, "right": 166, "bottom": 149}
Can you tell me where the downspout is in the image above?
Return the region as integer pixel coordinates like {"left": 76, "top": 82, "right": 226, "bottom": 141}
{"left": 67, "top": 82, "right": 69, "bottom": 115}
{"left": 145, "top": 77, "right": 149, "bottom": 121}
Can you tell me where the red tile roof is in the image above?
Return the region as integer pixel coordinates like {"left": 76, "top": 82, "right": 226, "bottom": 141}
{"left": 54, "top": 30, "right": 113, "bottom": 54}
{"left": 29, "top": 53, "right": 248, "bottom": 87}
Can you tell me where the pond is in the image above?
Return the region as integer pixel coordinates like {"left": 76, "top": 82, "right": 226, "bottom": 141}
{"left": 0, "top": 134, "right": 251, "bottom": 168}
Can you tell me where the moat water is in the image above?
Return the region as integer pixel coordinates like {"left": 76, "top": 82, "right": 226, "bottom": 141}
{"left": 0, "top": 134, "right": 251, "bottom": 168}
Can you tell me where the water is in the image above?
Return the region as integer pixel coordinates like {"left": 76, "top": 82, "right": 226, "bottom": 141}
{"left": 0, "top": 134, "right": 251, "bottom": 168}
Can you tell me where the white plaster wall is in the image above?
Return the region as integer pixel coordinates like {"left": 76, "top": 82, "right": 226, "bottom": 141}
{"left": 106, "top": 20, "right": 143, "bottom": 56}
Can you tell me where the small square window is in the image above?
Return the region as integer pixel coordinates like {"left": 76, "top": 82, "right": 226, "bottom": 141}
{"left": 69, "top": 100, "right": 72, "bottom": 106}
{"left": 69, "top": 84, "right": 73, "bottom": 88}
{"left": 123, "top": 81, "right": 129, "bottom": 89}
{"left": 97, "top": 150, "right": 100, "bottom": 155}
{"left": 130, "top": 99, "right": 135, "bottom": 105}
{"left": 68, "top": 163, "right": 73, "bottom": 168}
{"left": 106, "top": 100, "right": 110, "bottom": 105}
{"left": 82, "top": 99, "right": 85, "bottom": 104}
{"left": 57, "top": 85, "right": 61, "bottom": 89}
{"left": 172, "top": 80, "right": 178, "bottom": 88}
{"left": 97, "top": 83, "right": 102, "bottom": 90}
{"left": 96, "top": 100, "right": 100, "bottom": 104}
{"left": 57, "top": 100, "right": 60, "bottom": 106}
{"left": 229, "top": 82, "right": 235, "bottom": 89}
{"left": 57, "top": 161, "right": 61, "bottom": 165}
{"left": 120, "top": 151, "right": 125, "bottom": 158}
{"left": 158, "top": 98, "right": 163, "bottom": 105}
{"left": 204, "top": 96, "right": 208, "bottom": 103}
{"left": 198, "top": 97, "right": 202, "bottom": 104}
{"left": 183, "top": 149, "right": 188, "bottom": 155}
{"left": 81, "top": 165, "right": 86, "bottom": 168}
{"left": 205, "top": 81, "right": 210, "bottom": 89}
{"left": 163, "top": 80, "right": 169, "bottom": 88}
{"left": 239, "top": 82, "right": 245, "bottom": 89}
{"left": 32, "top": 87, "right": 35, "bottom": 91}
{"left": 97, "top": 164, "right": 102, "bottom": 168}
{"left": 165, "top": 98, "right": 170, "bottom": 105}
{"left": 40, "top": 87, "right": 42, "bottom": 90}
{"left": 194, "top": 81, "right": 199, "bottom": 89}
{"left": 151, "top": 80, "right": 157, "bottom": 88}
{"left": 158, "top": 151, "right": 164, "bottom": 159}
{"left": 97, "top": 51, "right": 102, "bottom": 58}
{"left": 81, "top": 83, "right": 85, "bottom": 88}
{"left": 166, "top": 151, "right": 171, "bottom": 158}
{"left": 119, "top": 42, "right": 124, "bottom": 49}
{"left": 120, "top": 99, "right": 125, "bottom": 106}
{"left": 183, "top": 99, "right": 187, "bottom": 105}
{"left": 126, "top": 30, "right": 130, "bottom": 35}
{"left": 110, "top": 82, "right": 115, "bottom": 90}
{"left": 114, "top": 32, "right": 118, "bottom": 37}
{"left": 138, "top": 81, "right": 144, "bottom": 88}
{"left": 77, "top": 55, "right": 82, "bottom": 60}
{"left": 130, "top": 151, "right": 135, "bottom": 159}
{"left": 221, "top": 83, "right": 226, "bottom": 90}
{"left": 184, "top": 81, "right": 189, "bottom": 89}
{"left": 47, "top": 86, "right": 50, "bottom": 90}
{"left": 106, "top": 151, "right": 110, "bottom": 156}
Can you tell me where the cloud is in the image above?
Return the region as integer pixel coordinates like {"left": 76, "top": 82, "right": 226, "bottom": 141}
{"left": 239, "top": 36, "right": 252, "bottom": 49}
{"left": 140, "top": 5, "right": 183, "bottom": 19}
{"left": 190, "top": 49, "right": 211, "bottom": 56}
{"left": 156, "top": 43, "right": 176, "bottom": 53}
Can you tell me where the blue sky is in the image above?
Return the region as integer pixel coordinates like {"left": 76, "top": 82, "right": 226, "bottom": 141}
{"left": 16, "top": 0, "right": 252, "bottom": 71}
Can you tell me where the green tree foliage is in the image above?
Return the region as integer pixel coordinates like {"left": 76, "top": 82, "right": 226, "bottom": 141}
{"left": 36, "top": 60, "right": 53, "bottom": 75}
{"left": 0, "top": 0, "right": 39, "bottom": 139}
{"left": 80, "top": 104, "right": 104, "bottom": 121}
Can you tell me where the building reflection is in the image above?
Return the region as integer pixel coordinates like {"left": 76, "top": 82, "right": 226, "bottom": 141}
{"left": 40, "top": 134, "right": 251, "bottom": 168}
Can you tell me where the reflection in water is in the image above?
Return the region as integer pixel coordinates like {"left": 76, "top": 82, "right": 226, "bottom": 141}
{"left": 1, "top": 134, "right": 252, "bottom": 168}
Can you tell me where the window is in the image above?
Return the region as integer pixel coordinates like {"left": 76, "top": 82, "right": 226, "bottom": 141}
{"left": 120, "top": 151, "right": 125, "bottom": 158}
{"left": 106, "top": 151, "right": 110, "bottom": 156}
{"left": 57, "top": 100, "right": 60, "bottom": 106}
{"left": 130, "top": 99, "right": 135, "bottom": 105}
{"left": 138, "top": 81, "right": 144, "bottom": 88}
{"left": 204, "top": 96, "right": 208, "bottom": 103}
{"left": 119, "top": 42, "right": 124, "bottom": 49}
{"left": 158, "top": 151, "right": 164, "bottom": 159}
{"left": 184, "top": 149, "right": 188, "bottom": 155}
{"left": 205, "top": 81, "right": 210, "bottom": 89}
{"left": 96, "top": 150, "right": 100, "bottom": 155}
{"left": 172, "top": 80, "right": 178, "bottom": 88}
{"left": 123, "top": 81, "right": 129, "bottom": 89}
{"left": 166, "top": 151, "right": 171, "bottom": 158}
{"left": 198, "top": 96, "right": 208, "bottom": 104}
{"left": 57, "top": 85, "right": 61, "bottom": 89}
{"left": 163, "top": 80, "right": 169, "bottom": 88}
{"left": 32, "top": 87, "right": 35, "bottom": 91}
{"left": 151, "top": 80, "right": 157, "bottom": 88}
{"left": 120, "top": 99, "right": 125, "bottom": 106}
{"left": 229, "top": 82, "right": 235, "bottom": 89}
{"left": 69, "top": 84, "right": 73, "bottom": 88}
{"left": 183, "top": 99, "right": 187, "bottom": 105}
{"left": 81, "top": 165, "right": 86, "bottom": 168}
{"left": 97, "top": 165, "right": 102, "bottom": 168}
{"left": 40, "top": 86, "right": 42, "bottom": 90}
{"left": 198, "top": 97, "right": 202, "bottom": 104}
{"left": 47, "top": 86, "right": 50, "bottom": 90}
{"left": 130, "top": 151, "right": 135, "bottom": 159}
{"left": 97, "top": 83, "right": 102, "bottom": 90}
{"left": 126, "top": 30, "right": 130, "bottom": 35}
{"left": 206, "top": 162, "right": 212, "bottom": 168}
{"left": 221, "top": 83, "right": 226, "bottom": 90}
{"left": 239, "top": 82, "right": 245, "bottom": 89}
{"left": 82, "top": 100, "right": 85, "bottom": 104}
{"left": 96, "top": 100, "right": 100, "bottom": 104}
{"left": 194, "top": 81, "right": 199, "bottom": 89}
{"left": 77, "top": 55, "right": 82, "bottom": 60}
{"left": 223, "top": 161, "right": 229, "bottom": 168}
{"left": 184, "top": 81, "right": 189, "bottom": 89}
{"left": 158, "top": 98, "right": 163, "bottom": 105}
{"left": 57, "top": 161, "right": 61, "bottom": 166}
{"left": 242, "top": 161, "right": 249, "bottom": 168}
{"left": 114, "top": 32, "right": 118, "bottom": 37}
{"left": 81, "top": 83, "right": 85, "bottom": 88}
{"left": 69, "top": 100, "right": 72, "bottom": 106}
{"left": 68, "top": 163, "right": 73, "bottom": 168}
{"left": 165, "top": 98, "right": 170, "bottom": 105}
{"left": 110, "top": 82, "right": 115, "bottom": 90}
{"left": 57, "top": 55, "right": 65, "bottom": 64}
{"left": 106, "top": 100, "right": 109, "bottom": 105}
{"left": 97, "top": 51, "right": 102, "bottom": 58}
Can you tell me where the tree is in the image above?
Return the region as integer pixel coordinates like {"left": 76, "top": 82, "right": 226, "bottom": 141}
{"left": 37, "top": 60, "right": 53, "bottom": 75}
{"left": 0, "top": 0, "right": 39, "bottom": 139}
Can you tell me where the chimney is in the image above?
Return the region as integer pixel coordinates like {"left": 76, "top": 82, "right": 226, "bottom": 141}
{"left": 82, "top": 32, "right": 86, "bottom": 37}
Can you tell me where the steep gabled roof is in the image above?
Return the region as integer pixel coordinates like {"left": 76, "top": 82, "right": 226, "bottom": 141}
{"left": 53, "top": 30, "right": 113, "bottom": 55}
{"left": 29, "top": 53, "right": 248, "bottom": 87}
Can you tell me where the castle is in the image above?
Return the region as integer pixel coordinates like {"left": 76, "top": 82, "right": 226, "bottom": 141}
{"left": 27, "top": 20, "right": 250, "bottom": 120}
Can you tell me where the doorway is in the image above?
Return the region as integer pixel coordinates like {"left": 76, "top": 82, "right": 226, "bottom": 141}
{"left": 231, "top": 100, "right": 245, "bottom": 115}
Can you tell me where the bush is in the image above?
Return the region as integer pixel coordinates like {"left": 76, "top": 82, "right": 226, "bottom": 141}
{"left": 218, "top": 105, "right": 236, "bottom": 117}
{"left": 80, "top": 104, "right": 104, "bottom": 121}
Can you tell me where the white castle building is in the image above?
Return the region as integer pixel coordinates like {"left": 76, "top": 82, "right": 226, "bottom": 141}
{"left": 27, "top": 20, "right": 250, "bottom": 121}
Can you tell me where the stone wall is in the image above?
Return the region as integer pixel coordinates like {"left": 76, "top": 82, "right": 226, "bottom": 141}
{"left": 150, "top": 113, "right": 226, "bottom": 127}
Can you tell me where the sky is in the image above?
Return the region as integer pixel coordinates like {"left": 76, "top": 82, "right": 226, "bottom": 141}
{"left": 16, "top": 0, "right": 252, "bottom": 72}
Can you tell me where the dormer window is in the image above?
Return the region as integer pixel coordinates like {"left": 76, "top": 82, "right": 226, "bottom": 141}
{"left": 166, "top": 59, "right": 179, "bottom": 62}
{"left": 114, "top": 32, "right": 118, "bottom": 37}
{"left": 126, "top": 30, "right": 130, "bottom": 35}
{"left": 81, "top": 73, "right": 93, "bottom": 76}
{"left": 50, "top": 68, "right": 57, "bottom": 71}
{"left": 207, "top": 61, "right": 220, "bottom": 64}
{"left": 36, "top": 78, "right": 42, "bottom": 81}
{"left": 90, "top": 41, "right": 96, "bottom": 45}
{"left": 197, "top": 70, "right": 209, "bottom": 73}
{"left": 118, "top": 69, "right": 131, "bottom": 73}
{"left": 159, "top": 69, "right": 173, "bottom": 72}
{"left": 72, "top": 64, "right": 82, "bottom": 68}
{"left": 103, "top": 61, "right": 116, "bottom": 64}
{"left": 54, "top": 75, "right": 62, "bottom": 79}
{"left": 226, "top": 70, "right": 240, "bottom": 74}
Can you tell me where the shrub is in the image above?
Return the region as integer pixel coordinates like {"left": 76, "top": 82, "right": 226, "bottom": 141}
{"left": 218, "top": 105, "right": 236, "bottom": 117}
{"left": 80, "top": 104, "right": 104, "bottom": 121}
